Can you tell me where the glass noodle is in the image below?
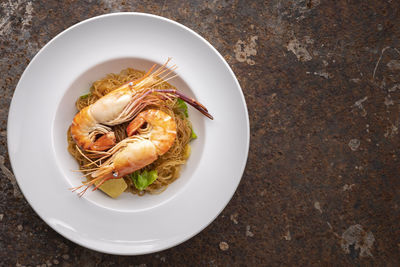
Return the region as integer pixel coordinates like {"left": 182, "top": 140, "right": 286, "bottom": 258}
{"left": 67, "top": 68, "right": 192, "bottom": 195}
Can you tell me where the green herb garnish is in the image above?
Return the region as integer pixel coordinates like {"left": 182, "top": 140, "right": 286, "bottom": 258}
{"left": 176, "top": 98, "right": 188, "bottom": 117}
{"left": 80, "top": 93, "right": 90, "bottom": 99}
{"left": 130, "top": 170, "right": 158, "bottom": 191}
{"left": 191, "top": 128, "right": 197, "bottom": 139}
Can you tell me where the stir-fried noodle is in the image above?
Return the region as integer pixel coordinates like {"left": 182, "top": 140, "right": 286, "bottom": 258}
{"left": 68, "top": 68, "right": 192, "bottom": 195}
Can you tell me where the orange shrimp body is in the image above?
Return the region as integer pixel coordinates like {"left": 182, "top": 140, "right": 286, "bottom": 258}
{"left": 126, "top": 109, "right": 177, "bottom": 155}
{"left": 70, "top": 89, "right": 131, "bottom": 151}
{"left": 69, "top": 60, "right": 215, "bottom": 196}
{"left": 72, "top": 109, "right": 177, "bottom": 195}
{"left": 70, "top": 60, "right": 175, "bottom": 151}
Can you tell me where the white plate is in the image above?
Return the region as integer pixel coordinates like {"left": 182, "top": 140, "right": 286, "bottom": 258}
{"left": 7, "top": 13, "right": 249, "bottom": 255}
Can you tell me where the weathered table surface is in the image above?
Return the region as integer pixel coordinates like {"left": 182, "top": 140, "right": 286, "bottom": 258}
{"left": 1, "top": 0, "right": 399, "bottom": 266}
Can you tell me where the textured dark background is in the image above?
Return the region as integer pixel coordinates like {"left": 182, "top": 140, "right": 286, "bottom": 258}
{"left": 1, "top": 0, "right": 400, "bottom": 266}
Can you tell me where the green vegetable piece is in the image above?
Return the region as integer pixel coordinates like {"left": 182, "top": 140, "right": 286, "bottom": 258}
{"left": 131, "top": 170, "right": 158, "bottom": 191}
{"left": 80, "top": 93, "right": 90, "bottom": 99}
{"left": 191, "top": 128, "right": 197, "bottom": 139}
{"left": 176, "top": 98, "right": 188, "bottom": 117}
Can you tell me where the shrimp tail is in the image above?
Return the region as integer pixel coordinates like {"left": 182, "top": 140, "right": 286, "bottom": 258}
{"left": 126, "top": 117, "right": 146, "bottom": 136}
{"left": 90, "top": 132, "right": 116, "bottom": 151}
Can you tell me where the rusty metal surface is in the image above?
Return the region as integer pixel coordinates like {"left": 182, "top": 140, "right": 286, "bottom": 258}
{"left": 1, "top": 0, "right": 399, "bottom": 266}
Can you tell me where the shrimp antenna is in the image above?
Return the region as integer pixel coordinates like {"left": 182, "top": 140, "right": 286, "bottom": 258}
{"left": 69, "top": 175, "right": 107, "bottom": 197}
{"left": 152, "top": 89, "right": 213, "bottom": 120}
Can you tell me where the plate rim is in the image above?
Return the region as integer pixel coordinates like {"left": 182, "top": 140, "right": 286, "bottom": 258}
{"left": 7, "top": 12, "right": 250, "bottom": 255}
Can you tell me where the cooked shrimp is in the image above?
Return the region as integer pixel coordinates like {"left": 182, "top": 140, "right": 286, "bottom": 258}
{"left": 70, "top": 59, "right": 176, "bottom": 151}
{"left": 71, "top": 109, "right": 177, "bottom": 196}
{"left": 126, "top": 109, "right": 177, "bottom": 155}
{"left": 70, "top": 60, "right": 213, "bottom": 152}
